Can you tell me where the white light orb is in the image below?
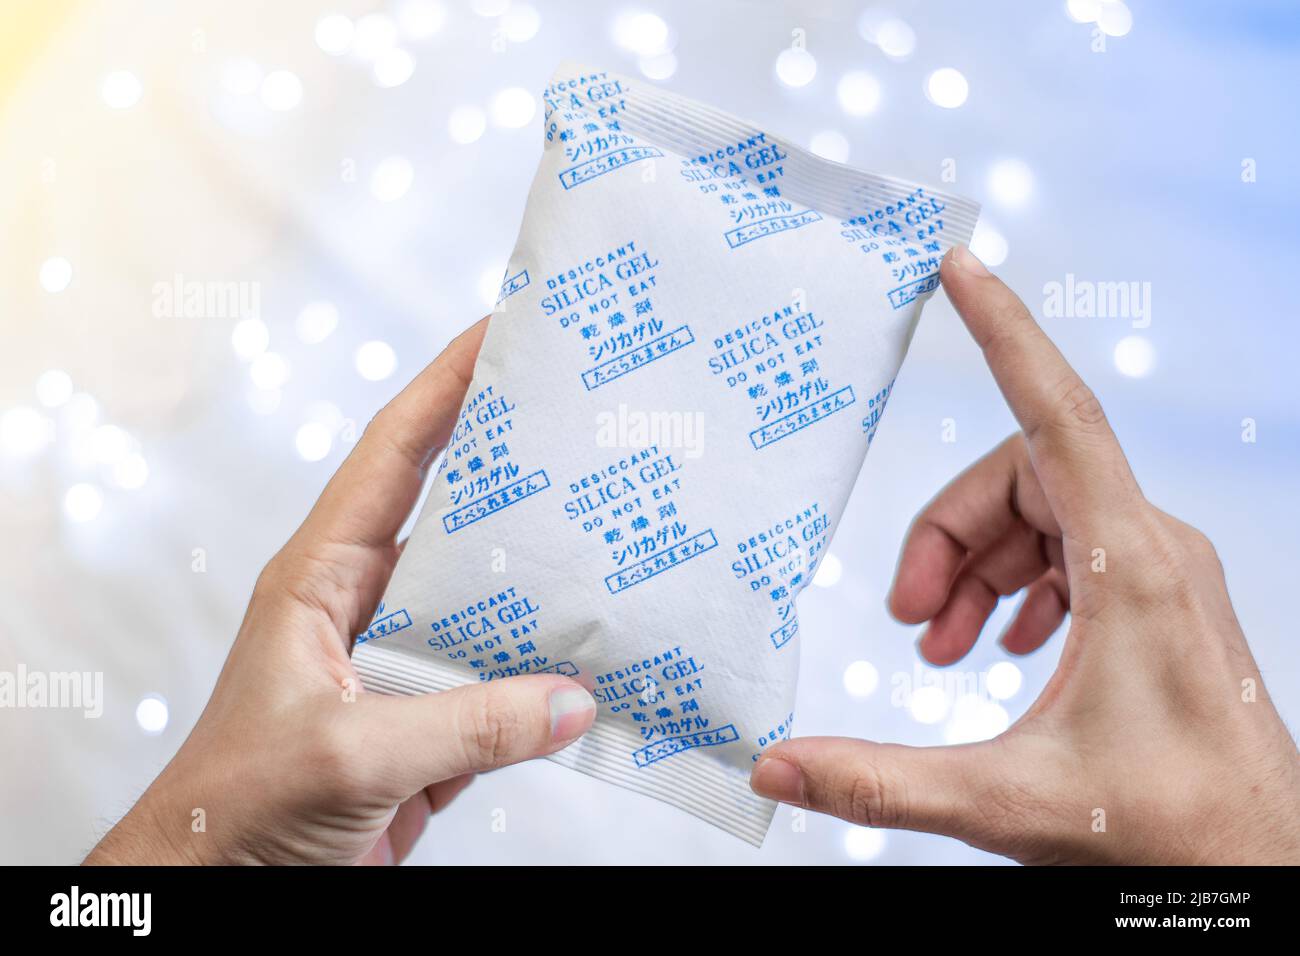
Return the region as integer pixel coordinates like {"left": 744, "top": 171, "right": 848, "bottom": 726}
{"left": 909, "top": 684, "right": 949, "bottom": 724}
{"left": 837, "top": 71, "right": 881, "bottom": 116}
{"left": 0, "top": 407, "right": 52, "bottom": 458}
{"left": 304, "top": 400, "right": 344, "bottom": 430}
{"left": 64, "top": 482, "right": 103, "bottom": 522}
{"left": 490, "top": 87, "right": 536, "bottom": 128}
{"left": 1066, "top": 0, "right": 1103, "bottom": 23}
{"left": 638, "top": 52, "right": 678, "bottom": 80}
{"left": 90, "top": 424, "right": 131, "bottom": 464}
{"left": 612, "top": 12, "right": 671, "bottom": 57}
{"left": 296, "top": 301, "right": 339, "bottom": 344}
{"left": 842, "top": 660, "right": 879, "bottom": 699}
{"left": 36, "top": 370, "right": 74, "bottom": 408}
{"left": 875, "top": 19, "right": 916, "bottom": 59}
{"left": 1098, "top": 1, "right": 1133, "bottom": 37}
{"left": 986, "top": 661, "right": 1023, "bottom": 701}
{"left": 944, "top": 695, "right": 1010, "bottom": 745}
{"left": 810, "top": 130, "right": 850, "bottom": 163}
{"left": 101, "top": 70, "right": 143, "bottom": 109}
{"left": 231, "top": 317, "right": 270, "bottom": 360}
{"left": 352, "top": 13, "right": 399, "bottom": 59}
{"left": 987, "top": 158, "right": 1035, "bottom": 207}
{"left": 373, "top": 48, "right": 416, "bottom": 88}
{"left": 448, "top": 105, "right": 487, "bottom": 144}
{"left": 356, "top": 340, "right": 397, "bottom": 381}
{"left": 775, "top": 47, "right": 817, "bottom": 88}
{"left": 112, "top": 452, "right": 150, "bottom": 490}
{"left": 926, "top": 68, "right": 969, "bottom": 109}
{"left": 260, "top": 70, "right": 303, "bottom": 111}
{"left": 501, "top": 4, "right": 541, "bottom": 43}
{"left": 40, "top": 257, "right": 73, "bottom": 294}
{"left": 844, "top": 826, "right": 887, "bottom": 862}
{"left": 135, "top": 695, "right": 169, "bottom": 734}
{"left": 1113, "top": 335, "right": 1156, "bottom": 378}
{"left": 295, "top": 422, "right": 333, "bottom": 462}
{"left": 969, "top": 222, "right": 1009, "bottom": 267}
{"left": 315, "top": 14, "right": 354, "bottom": 55}
{"left": 396, "top": 0, "right": 446, "bottom": 40}
{"left": 370, "top": 155, "right": 414, "bottom": 202}
{"left": 249, "top": 352, "right": 290, "bottom": 389}
{"left": 813, "top": 552, "right": 843, "bottom": 588}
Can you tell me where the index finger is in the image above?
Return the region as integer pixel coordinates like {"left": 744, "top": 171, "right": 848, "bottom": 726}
{"left": 940, "top": 246, "right": 1143, "bottom": 539}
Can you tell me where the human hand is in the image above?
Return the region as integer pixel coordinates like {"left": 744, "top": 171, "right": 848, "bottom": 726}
{"left": 750, "top": 246, "right": 1300, "bottom": 864}
{"left": 85, "top": 318, "right": 596, "bottom": 865}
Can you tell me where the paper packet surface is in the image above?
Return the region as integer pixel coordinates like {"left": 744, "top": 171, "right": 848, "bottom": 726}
{"left": 352, "top": 61, "right": 979, "bottom": 845}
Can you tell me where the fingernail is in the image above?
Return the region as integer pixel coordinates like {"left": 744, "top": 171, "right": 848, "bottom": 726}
{"left": 549, "top": 686, "right": 596, "bottom": 741}
{"left": 751, "top": 756, "right": 805, "bottom": 804}
{"left": 950, "top": 244, "right": 991, "bottom": 277}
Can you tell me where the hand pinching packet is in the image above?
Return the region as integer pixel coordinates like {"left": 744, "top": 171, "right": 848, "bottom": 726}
{"left": 352, "top": 61, "right": 979, "bottom": 845}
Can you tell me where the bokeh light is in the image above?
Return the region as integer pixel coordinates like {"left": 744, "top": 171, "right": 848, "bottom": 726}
{"left": 249, "top": 352, "right": 290, "bottom": 389}
{"left": 986, "top": 661, "right": 1023, "bottom": 700}
{"left": 36, "top": 370, "right": 74, "bottom": 408}
{"left": 842, "top": 660, "right": 879, "bottom": 698}
{"left": 373, "top": 48, "right": 416, "bottom": 88}
{"left": 909, "top": 685, "right": 949, "bottom": 724}
{"left": 64, "top": 483, "right": 104, "bottom": 522}
{"left": 135, "top": 695, "right": 169, "bottom": 735}
{"left": 39, "top": 256, "right": 73, "bottom": 293}
{"left": 315, "top": 14, "right": 354, "bottom": 56}
{"left": 969, "top": 221, "right": 1009, "bottom": 267}
{"left": 295, "top": 422, "right": 333, "bottom": 462}
{"left": 231, "top": 317, "right": 270, "bottom": 360}
{"left": 813, "top": 552, "right": 842, "bottom": 587}
{"left": 296, "top": 301, "right": 339, "bottom": 344}
{"left": 925, "top": 68, "right": 969, "bottom": 108}
{"left": 260, "top": 70, "right": 302, "bottom": 111}
{"left": 100, "top": 70, "right": 142, "bottom": 109}
{"left": 370, "top": 155, "right": 414, "bottom": 201}
{"left": 1114, "top": 335, "right": 1156, "bottom": 378}
{"left": 809, "top": 130, "right": 850, "bottom": 163}
{"left": 356, "top": 340, "right": 397, "bottom": 381}
{"left": 1, "top": 407, "right": 52, "bottom": 458}
{"left": 612, "top": 12, "right": 671, "bottom": 57}
{"left": 844, "top": 826, "right": 887, "bottom": 862}
{"left": 836, "top": 71, "right": 881, "bottom": 116}
{"left": 448, "top": 105, "right": 487, "bottom": 144}
{"left": 775, "top": 47, "right": 817, "bottom": 88}
{"left": 987, "top": 158, "right": 1035, "bottom": 208}
{"left": 490, "top": 87, "right": 536, "bottom": 128}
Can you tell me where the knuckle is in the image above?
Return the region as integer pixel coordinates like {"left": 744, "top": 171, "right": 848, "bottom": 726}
{"left": 462, "top": 690, "right": 525, "bottom": 767}
{"left": 840, "top": 760, "right": 902, "bottom": 829}
{"left": 1054, "top": 377, "right": 1107, "bottom": 430}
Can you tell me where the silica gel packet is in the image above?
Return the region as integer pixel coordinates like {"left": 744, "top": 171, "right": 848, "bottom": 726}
{"left": 352, "top": 61, "right": 979, "bottom": 845}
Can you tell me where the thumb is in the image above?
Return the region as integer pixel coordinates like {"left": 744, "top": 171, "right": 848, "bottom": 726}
{"left": 752, "top": 736, "right": 1012, "bottom": 846}
{"left": 369, "top": 675, "right": 596, "bottom": 796}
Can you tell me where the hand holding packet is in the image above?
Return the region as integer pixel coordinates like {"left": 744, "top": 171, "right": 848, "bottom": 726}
{"left": 352, "top": 61, "right": 979, "bottom": 845}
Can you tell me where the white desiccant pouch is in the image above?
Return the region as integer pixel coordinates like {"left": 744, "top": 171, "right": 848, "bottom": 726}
{"left": 352, "top": 60, "right": 979, "bottom": 846}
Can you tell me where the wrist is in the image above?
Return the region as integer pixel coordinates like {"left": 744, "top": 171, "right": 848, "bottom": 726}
{"left": 84, "top": 778, "right": 223, "bottom": 866}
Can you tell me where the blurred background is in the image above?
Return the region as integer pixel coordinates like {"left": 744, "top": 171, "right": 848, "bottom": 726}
{"left": 1, "top": 0, "right": 1296, "bottom": 865}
